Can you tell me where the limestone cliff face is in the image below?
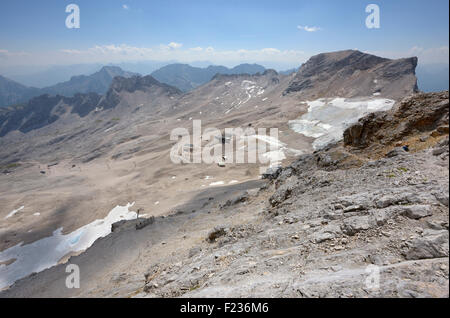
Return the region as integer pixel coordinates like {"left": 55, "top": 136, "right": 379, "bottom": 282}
{"left": 284, "top": 50, "right": 418, "bottom": 100}
{"left": 344, "top": 91, "right": 449, "bottom": 148}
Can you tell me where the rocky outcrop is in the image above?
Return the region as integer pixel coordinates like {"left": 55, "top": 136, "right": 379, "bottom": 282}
{"left": 344, "top": 91, "right": 449, "bottom": 148}
{"left": 284, "top": 50, "right": 418, "bottom": 100}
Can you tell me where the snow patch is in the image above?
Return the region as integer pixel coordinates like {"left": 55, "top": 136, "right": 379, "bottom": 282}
{"left": 0, "top": 203, "right": 137, "bottom": 289}
{"left": 289, "top": 97, "right": 395, "bottom": 150}
{"left": 209, "top": 181, "right": 225, "bottom": 186}
{"left": 4, "top": 206, "right": 24, "bottom": 219}
{"left": 243, "top": 134, "right": 301, "bottom": 168}
{"left": 261, "top": 150, "right": 286, "bottom": 163}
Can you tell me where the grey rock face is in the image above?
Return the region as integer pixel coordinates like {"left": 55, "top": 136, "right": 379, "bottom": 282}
{"left": 344, "top": 91, "right": 449, "bottom": 149}
{"left": 262, "top": 166, "right": 282, "bottom": 180}
{"left": 405, "top": 230, "right": 449, "bottom": 260}
{"left": 342, "top": 216, "right": 374, "bottom": 235}
{"left": 434, "top": 191, "right": 449, "bottom": 207}
{"left": 400, "top": 205, "right": 433, "bottom": 220}
{"left": 311, "top": 224, "right": 342, "bottom": 243}
{"left": 284, "top": 50, "right": 418, "bottom": 100}
{"left": 386, "top": 148, "right": 407, "bottom": 158}
{"left": 136, "top": 216, "right": 155, "bottom": 230}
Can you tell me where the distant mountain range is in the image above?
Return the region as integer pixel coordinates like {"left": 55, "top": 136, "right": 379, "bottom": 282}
{"left": 0, "top": 63, "right": 266, "bottom": 107}
{"left": 0, "top": 66, "right": 136, "bottom": 107}
{"left": 41, "top": 66, "right": 137, "bottom": 97}
{"left": 0, "top": 50, "right": 421, "bottom": 139}
{"left": 150, "top": 63, "right": 266, "bottom": 92}
{"left": 1, "top": 60, "right": 447, "bottom": 108}
{"left": 0, "top": 76, "right": 41, "bottom": 107}
{"left": 0, "top": 74, "right": 183, "bottom": 137}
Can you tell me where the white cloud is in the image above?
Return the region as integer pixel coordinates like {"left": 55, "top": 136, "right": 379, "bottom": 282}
{"left": 261, "top": 48, "right": 281, "bottom": 54}
{"left": 297, "top": 25, "right": 321, "bottom": 32}
{"left": 59, "top": 49, "right": 82, "bottom": 54}
{"left": 6, "top": 43, "right": 448, "bottom": 69}
{"left": 168, "top": 42, "right": 183, "bottom": 49}
{"left": 0, "top": 49, "right": 29, "bottom": 58}
{"left": 20, "top": 44, "right": 308, "bottom": 68}
{"left": 122, "top": 4, "right": 129, "bottom": 10}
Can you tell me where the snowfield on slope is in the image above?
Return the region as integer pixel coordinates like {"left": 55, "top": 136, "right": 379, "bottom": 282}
{"left": 0, "top": 203, "right": 137, "bottom": 290}
{"left": 289, "top": 97, "right": 395, "bottom": 150}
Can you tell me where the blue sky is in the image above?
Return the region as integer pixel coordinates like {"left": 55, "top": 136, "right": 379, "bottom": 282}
{"left": 0, "top": 0, "right": 448, "bottom": 68}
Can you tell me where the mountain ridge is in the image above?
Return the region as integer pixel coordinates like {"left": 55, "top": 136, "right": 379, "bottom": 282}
{"left": 0, "top": 74, "right": 181, "bottom": 137}
{"left": 39, "top": 66, "right": 138, "bottom": 97}
{"left": 284, "top": 49, "right": 418, "bottom": 99}
{"left": 151, "top": 63, "right": 266, "bottom": 92}
{"left": 0, "top": 50, "right": 419, "bottom": 138}
{"left": 0, "top": 75, "right": 40, "bottom": 107}
{"left": 0, "top": 66, "right": 137, "bottom": 108}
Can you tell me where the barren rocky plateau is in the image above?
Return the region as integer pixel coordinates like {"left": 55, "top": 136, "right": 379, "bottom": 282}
{"left": 1, "top": 90, "right": 448, "bottom": 298}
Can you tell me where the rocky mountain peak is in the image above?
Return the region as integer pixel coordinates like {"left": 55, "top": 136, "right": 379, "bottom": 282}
{"left": 109, "top": 75, "right": 182, "bottom": 95}
{"left": 98, "top": 65, "right": 128, "bottom": 76}
{"left": 284, "top": 50, "right": 418, "bottom": 100}
{"left": 97, "top": 75, "right": 182, "bottom": 110}
{"left": 263, "top": 69, "right": 279, "bottom": 76}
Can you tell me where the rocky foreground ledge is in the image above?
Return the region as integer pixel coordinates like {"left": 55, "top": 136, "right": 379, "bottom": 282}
{"left": 1, "top": 91, "right": 448, "bottom": 298}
